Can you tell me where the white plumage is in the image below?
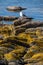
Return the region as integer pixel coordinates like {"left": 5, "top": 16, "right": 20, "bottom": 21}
{"left": 20, "top": 11, "right": 23, "bottom": 17}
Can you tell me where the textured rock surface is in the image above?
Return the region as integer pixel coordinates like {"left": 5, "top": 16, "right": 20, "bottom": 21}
{"left": 0, "top": 16, "right": 43, "bottom": 65}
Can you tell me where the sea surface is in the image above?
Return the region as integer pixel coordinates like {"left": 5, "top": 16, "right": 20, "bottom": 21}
{"left": 0, "top": 0, "right": 43, "bottom": 24}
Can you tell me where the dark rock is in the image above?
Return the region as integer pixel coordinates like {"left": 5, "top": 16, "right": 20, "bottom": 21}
{"left": 15, "top": 28, "right": 26, "bottom": 35}
{"left": 0, "top": 59, "right": 8, "bottom": 65}
{"left": 14, "top": 16, "right": 33, "bottom": 26}
{"left": 15, "top": 22, "right": 43, "bottom": 29}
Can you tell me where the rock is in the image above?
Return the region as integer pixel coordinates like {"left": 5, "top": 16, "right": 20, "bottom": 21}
{"left": 0, "top": 59, "right": 8, "bottom": 65}
{"left": 0, "top": 16, "right": 18, "bottom": 21}
{"left": 15, "top": 28, "right": 26, "bottom": 35}
{"left": 15, "top": 22, "right": 43, "bottom": 29}
{"left": 8, "top": 62, "right": 16, "bottom": 65}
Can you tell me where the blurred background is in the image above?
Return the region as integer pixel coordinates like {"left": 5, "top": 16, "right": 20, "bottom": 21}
{"left": 0, "top": 0, "right": 43, "bottom": 22}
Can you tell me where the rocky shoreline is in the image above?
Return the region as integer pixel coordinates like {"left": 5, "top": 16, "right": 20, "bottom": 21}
{"left": 0, "top": 6, "right": 43, "bottom": 65}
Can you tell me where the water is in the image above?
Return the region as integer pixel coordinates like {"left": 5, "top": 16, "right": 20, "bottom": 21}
{"left": 0, "top": 0, "right": 43, "bottom": 23}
